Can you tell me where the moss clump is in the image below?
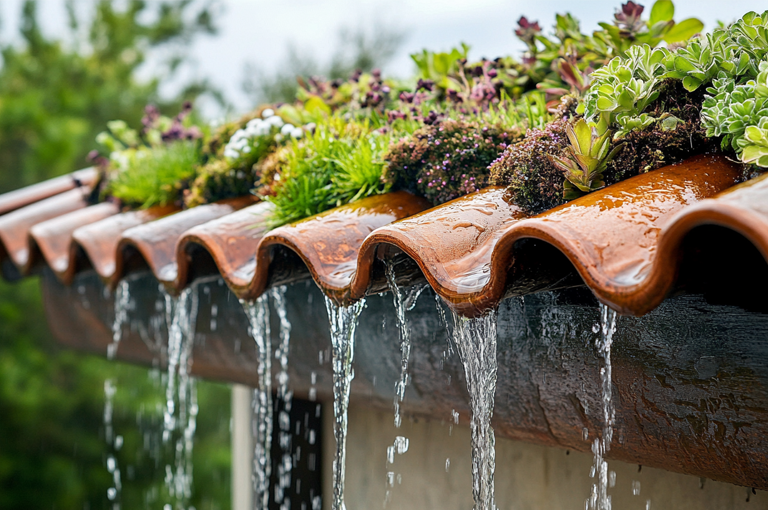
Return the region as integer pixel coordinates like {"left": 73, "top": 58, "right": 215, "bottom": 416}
{"left": 489, "top": 117, "right": 570, "bottom": 213}
{"left": 384, "top": 118, "right": 517, "bottom": 204}
{"left": 604, "top": 79, "right": 718, "bottom": 182}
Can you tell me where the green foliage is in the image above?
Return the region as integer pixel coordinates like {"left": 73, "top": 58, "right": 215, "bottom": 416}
{"left": 266, "top": 118, "right": 392, "bottom": 226}
{"left": 411, "top": 44, "right": 471, "bottom": 89}
{"left": 549, "top": 118, "right": 623, "bottom": 198}
{"left": 0, "top": 0, "right": 218, "bottom": 195}
{"left": 106, "top": 140, "right": 200, "bottom": 208}
{"left": 701, "top": 61, "right": 768, "bottom": 159}
{"left": 583, "top": 45, "right": 669, "bottom": 136}
{"left": 0, "top": 278, "right": 231, "bottom": 510}
{"left": 741, "top": 119, "right": 768, "bottom": 167}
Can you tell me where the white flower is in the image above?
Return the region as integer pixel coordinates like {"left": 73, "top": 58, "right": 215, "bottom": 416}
{"left": 305, "top": 122, "right": 317, "bottom": 132}
{"left": 261, "top": 108, "right": 275, "bottom": 118}
{"left": 280, "top": 123, "right": 296, "bottom": 135}
{"left": 291, "top": 128, "right": 304, "bottom": 139}
{"left": 266, "top": 116, "right": 284, "bottom": 128}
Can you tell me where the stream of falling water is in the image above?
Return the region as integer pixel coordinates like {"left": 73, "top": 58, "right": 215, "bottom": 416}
{"left": 450, "top": 308, "right": 499, "bottom": 510}
{"left": 383, "top": 263, "right": 426, "bottom": 505}
{"left": 587, "top": 304, "right": 618, "bottom": 510}
{"left": 242, "top": 295, "right": 273, "bottom": 510}
{"left": 103, "top": 379, "right": 122, "bottom": 509}
{"left": 324, "top": 296, "right": 366, "bottom": 510}
{"left": 162, "top": 285, "right": 200, "bottom": 508}
{"left": 270, "top": 286, "right": 294, "bottom": 510}
{"left": 109, "top": 279, "right": 132, "bottom": 360}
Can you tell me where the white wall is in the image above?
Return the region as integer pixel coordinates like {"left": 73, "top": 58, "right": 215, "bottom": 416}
{"left": 327, "top": 404, "right": 768, "bottom": 510}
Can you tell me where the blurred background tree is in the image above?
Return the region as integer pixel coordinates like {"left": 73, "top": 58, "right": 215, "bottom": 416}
{"left": 0, "top": 1, "right": 231, "bottom": 509}
{"left": 242, "top": 24, "right": 405, "bottom": 105}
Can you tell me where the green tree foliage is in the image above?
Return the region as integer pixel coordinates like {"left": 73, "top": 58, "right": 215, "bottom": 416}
{"left": 0, "top": 0, "right": 218, "bottom": 193}
{"left": 0, "top": 1, "right": 232, "bottom": 508}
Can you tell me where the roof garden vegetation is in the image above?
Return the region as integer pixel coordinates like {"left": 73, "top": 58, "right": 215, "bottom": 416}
{"left": 88, "top": 2, "right": 768, "bottom": 222}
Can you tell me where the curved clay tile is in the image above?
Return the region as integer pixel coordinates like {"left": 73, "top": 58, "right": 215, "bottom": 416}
{"left": 114, "top": 196, "right": 258, "bottom": 290}
{"left": 245, "top": 191, "right": 432, "bottom": 302}
{"left": 0, "top": 187, "right": 91, "bottom": 274}
{"left": 356, "top": 154, "right": 745, "bottom": 316}
{"left": 175, "top": 201, "right": 274, "bottom": 294}
{"left": 29, "top": 203, "right": 119, "bottom": 283}
{"left": 72, "top": 205, "right": 179, "bottom": 282}
{"left": 0, "top": 168, "right": 98, "bottom": 216}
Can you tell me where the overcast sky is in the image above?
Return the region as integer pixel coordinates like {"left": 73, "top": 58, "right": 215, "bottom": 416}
{"left": 2, "top": 0, "right": 766, "bottom": 117}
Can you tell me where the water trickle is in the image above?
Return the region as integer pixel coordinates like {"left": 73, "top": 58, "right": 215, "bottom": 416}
{"left": 270, "top": 286, "right": 294, "bottom": 510}
{"left": 103, "top": 379, "right": 122, "bottom": 509}
{"left": 109, "top": 279, "right": 132, "bottom": 360}
{"left": 449, "top": 308, "right": 499, "bottom": 510}
{"left": 587, "top": 304, "right": 617, "bottom": 510}
{"left": 324, "top": 296, "right": 366, "bottom": 510}
{"left": 385, "top": 263, "right": 426, "bottom": 430}
{"left": 241, "top": 295, "right": 272, "bottom": 510}
{"left": 162, "top": 285, "right": 200, "bottom": 508}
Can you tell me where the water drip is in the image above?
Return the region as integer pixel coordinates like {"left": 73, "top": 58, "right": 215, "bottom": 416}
{"left": 324, "top": 296, "right": 365, "bottom": 510}
{"left": 109, "top": 279, "right": 133, "bottom": 360}
{"left": 587, "top": 304, "right": 617, "bottom": 510}
{"left": 449, "top": 308, "right": 498, "bottom": 510}
{"left": 242, "top": 295, "right": 272, "bottom": 510}
{"left": 103, "top": 379, "right": 122, "bottom": 509}
{"left": 162, "top": 285, "right": 200, "bottom": 508}
{"left": 270, "top": 286, "right": 294, "bottom": 510}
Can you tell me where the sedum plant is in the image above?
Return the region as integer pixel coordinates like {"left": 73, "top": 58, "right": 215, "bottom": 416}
{"left": 740, "top": 119, "right": 768, "bottom": 167}
{"left": 701, "top": 60, "right": 768, "bottom": 164}
{"left": 549, "top": 118, "right": 623, "bottom": 198}
{"left": 583, "top": 44, "right": 668, "bottom": 137}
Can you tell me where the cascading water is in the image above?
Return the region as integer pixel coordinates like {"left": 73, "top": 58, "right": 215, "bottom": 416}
{"left": 270, "top": 286, "right": 294, "bottom": 510}
{"left": 587, "top": 304, "right": 618, "bottom": 510}
{"left": 324, "top": 296, "right": 366, "bottom": 510}
{"left": 383, "top": 263, "right": 426, "bottom": 504}
{"left": 103, "top": 379, "right": 123, "bottom": 509}
{"left": 162, "top": 285, "right": 200, "bottom": 508}
{"left": 109, "top": 279, "right": 132, "bottom": 360}
{"left": 241, "top": 295, "right": 273, "bottom": 510}
{"left": 449, "top": 308, "right": 499, "bottom": 510}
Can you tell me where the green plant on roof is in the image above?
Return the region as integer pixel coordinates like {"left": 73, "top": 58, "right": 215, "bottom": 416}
{"left": 583, "top": 45, "right": 668, "bottom": 137}
{"left": 411, "top": 44, "right": 470, "bottom": 93}
{"left": 549, "top": 118, "right": 624, "bottom": 199}
{"left": 95, "top": 104, "right": 203, "bottom": 208}
{"left": 594, "top": 0, "right": 702, "bottom": 55}
{"left": 701, "top": 60, "right": 768, "bottom": 162}
{"left": 265, "top": 117, "right": 392, "bottom": 226}
{"left": 740, "top": 119, "right": 768, "bottom": 167}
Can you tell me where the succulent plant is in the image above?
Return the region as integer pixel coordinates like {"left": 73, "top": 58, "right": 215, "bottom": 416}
{"left": 583, "top": 45, "right": 668, "bottom": 136}
{"left": 701, "top": 61, "right": 768, "bottom": 153}
{"left": 740, "top": 119, "right": 768, "bottom": 167}
{"left": 549, "top": 119, "right": 624, "bottom": 198}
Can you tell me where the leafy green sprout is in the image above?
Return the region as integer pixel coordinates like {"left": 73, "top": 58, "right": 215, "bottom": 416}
{"left": 549, "top": 118, "right": 623, "bottom": 198}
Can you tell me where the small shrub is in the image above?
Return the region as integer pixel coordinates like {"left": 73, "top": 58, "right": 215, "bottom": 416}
{"left": 489, "top": 117, "right": 571, "bottom": 213}
{"left": 384, "top": 118, "right": 517, "bottom": 204}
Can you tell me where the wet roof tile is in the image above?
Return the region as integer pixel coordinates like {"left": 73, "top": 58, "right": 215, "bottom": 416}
{"left": 0, "top": 155, "right": 766, "bottom": 316}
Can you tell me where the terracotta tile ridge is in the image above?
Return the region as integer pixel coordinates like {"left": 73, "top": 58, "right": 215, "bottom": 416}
{"left": 113, "top": 196, "right": 257, "bottom": 291}
{"left": 0, "top": 168, "right": 99, "bottom": 216}
{"left": 244, "top": 190, "right": 432, "bottom": 303}
{"left": 356, "top": 154, "right": 746, "bottom": 316}
{"left": 71, "top": 205, "right": 179, "bottom": 282}
{"left": 0, "top": 187, "right": 91, "bottom": 274}
{"left": 29, "top": 203, "right": 120, "bottom": 284}
{"left": 175, "top": 201, "right": 274, "bottom": 296}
